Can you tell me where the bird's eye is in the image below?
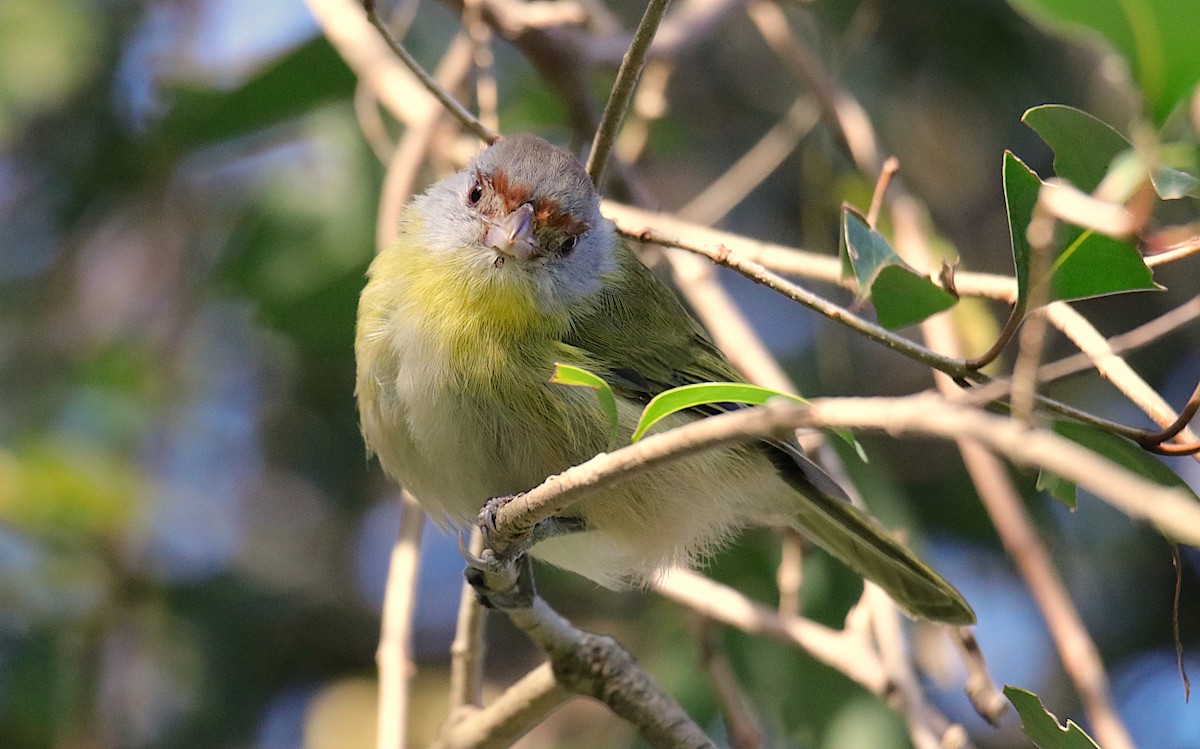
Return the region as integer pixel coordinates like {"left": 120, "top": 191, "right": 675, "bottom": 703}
{"left": 558, "top": 235, "right": 579, "bottom": 254}
{"left": 467, "top": 181, "right": 484, "bottom": 206}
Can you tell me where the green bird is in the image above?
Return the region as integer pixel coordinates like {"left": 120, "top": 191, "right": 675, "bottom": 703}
{"left": 355, "top": 134, "right": 974, "bottom": 625}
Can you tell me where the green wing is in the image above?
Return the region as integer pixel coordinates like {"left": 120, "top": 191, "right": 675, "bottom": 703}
{"left": 565, "top": 244, "right": 974, "bottom": 624}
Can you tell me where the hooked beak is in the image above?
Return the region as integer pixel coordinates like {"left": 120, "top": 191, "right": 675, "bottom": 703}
{"left": 485, "top": 203, "right": 537, "bottom": 261}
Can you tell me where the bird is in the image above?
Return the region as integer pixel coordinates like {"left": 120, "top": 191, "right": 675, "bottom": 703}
{"left": 355, "top": 133, "right": 974, "bottom": 625}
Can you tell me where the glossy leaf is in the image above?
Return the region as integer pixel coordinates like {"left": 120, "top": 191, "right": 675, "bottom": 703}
{"left": 1008, "top": 0, "right": 1200, "bottom": 124}
{"left": 550, "top": 363, "right": 620, "bottom": 451}
{"left": 840, "top": 208, "right": 957, "bottom": 330}
{"left": 1022, "top": 105, "right": 1129, "bottom": 193}
{"left": 1023, "top": 104, "right": 1200, "bottom": 200}
{"left": 631, "top": 383, "right": 807, "bottom": 442}
{"left": 1005, "top": 686, "right": 1101, "bottom": 749}
{"left": 1003, "top": 151, "right": 1159, "bottom": 308}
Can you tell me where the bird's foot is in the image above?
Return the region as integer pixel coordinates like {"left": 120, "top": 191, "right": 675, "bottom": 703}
{"left": 459, "top": 495, "right": 589, "bottom": 610}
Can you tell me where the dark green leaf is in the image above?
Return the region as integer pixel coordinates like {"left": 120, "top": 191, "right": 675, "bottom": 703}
{"left": 1049, "top": 228, "right": 1160, "bottom": 301}
{"left": 159, "top": 36, "right": 355, "bottom": 150}
{"left": 841, "top": 208, "right": 957, "bottom": 330}
{"left": 1005, "top": 686, "right": 1101, "bottom": 749}
{"left": 1003, "top": 152, "right": 1160, "bottom": 307}
{"left": 1003, "top": 151, "right": 1040, "bottom": 311}
{"left": 1022, "top": 105, "right": 1129, "bottom": 193}
{"left": 1007, "top": 0, "right": 1200, "bottom": 124}
{"left": 1036, "top": 469, "right": 1078, "bottom": 508}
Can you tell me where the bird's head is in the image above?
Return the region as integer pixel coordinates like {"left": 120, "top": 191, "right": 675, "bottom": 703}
{"left": 411, "top": 134, "right": 617, "bottom": 315}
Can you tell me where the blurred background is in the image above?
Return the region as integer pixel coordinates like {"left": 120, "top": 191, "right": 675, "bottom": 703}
{"left": 0, "top": 0, "right": 1197, "bottom": 747}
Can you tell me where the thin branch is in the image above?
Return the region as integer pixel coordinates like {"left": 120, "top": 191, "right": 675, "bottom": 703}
{"left": 1145, "top": 233, "right": 1200, "bottom": 267}
{"left": 1047, "top": 303, "right": 1200, "bottom": 450}
{"left": 775, "top": 528, "right": 804, "bottom": 617}
{"left": 699, "top": 622, "right": 764, "bottom": 749}
{"left": 463, "top": 0, "right": 500, "bottom": 133}
{"left": 505, "top": 597, "right": 716, "bottom": 748}
{"left": 746, "top": 0, "right": 879, "bottom": 173}
{"left": 486, "top": 397, "right": 1200, "bottom": 558}
{"left": 919, "top": 289, "right": 1136, "bottom": 749}
{"left": 449, "top": 529, "right": 487, "bottom": 713}
{"left": 376, "top": 33, "right": 477, "bottom": 251}
{"left": 376, "top": 491, "right": 426, "bottom": 749}
{"left": 678, "top": 95, "right": 820, "bottom": 225}
{"left": 866, "top": 157, "right": 899, "bottom": 229}
{"left": 654, "top": 568, "right": 888, "bottom": 693}
{"left": 950, "top": 628, "right": 1008, "bottom": 726}
{"left": 432, "top": 663, "right": 573, "bottom": 749}
{"left": 585, "top": 0, "right": 674, "bottom": 186}
{"left": 362, "top": 0, "right": 499, "bottom": 143}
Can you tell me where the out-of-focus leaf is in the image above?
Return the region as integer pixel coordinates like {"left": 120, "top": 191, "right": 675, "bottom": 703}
{"left": 1023, "top": 105, "right": 1200, "bottom": 200}
{"left": 1022, "top": 105, "right": 1129, "bottom": 193}
{"left": 1036, "top": 469, "right": 1077, "bottom": 508}
{"left": 1005, "top": 686, "right": 1101, "bottom": 749}
{"left": 1047, "top": 419, "right": 1198, "bottom": 533}
{"left": 159, "top": 36, "right": 353, "bottom": 150}
{"left": 840, "top": 208, "right": 957, "bottom": 330}
{"left": 1003, "top": 152, "right": 1159, "bottom": 307}
{"left": 550, "top": 363, "right": 619, "bottom": 451}
{"left": 1007, "top": 0, "right": 1200, "bottom": 124}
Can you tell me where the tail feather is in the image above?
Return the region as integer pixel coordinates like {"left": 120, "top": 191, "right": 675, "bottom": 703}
{"left": 770, "top": 446, "right": 975, "bottom": 625}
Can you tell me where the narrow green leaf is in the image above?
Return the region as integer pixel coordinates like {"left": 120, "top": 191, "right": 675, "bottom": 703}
{"left": 550, "top": 363, "right": 620, "bottom": 452}
{"left": 1005, "top": 686, "right": 1101, "bottom": 749}
{"left": 841, "top": 208, "right": 957, "bottom": 330}
{"left": 1022, "top": 105, "right": 1130, "bottom": 193}
{"left": 631, "top": 383, "right": 808, "bottom": 442}
{"left": 1007, "top": 0, "right": 1200, "bottom": 124}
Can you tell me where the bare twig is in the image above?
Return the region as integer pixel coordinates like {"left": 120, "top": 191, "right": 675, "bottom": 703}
{"left": 917, "top": 286, "right": 1137, "bottom": 749}
{"left": 376, "top": 33, "right": 478, "bottom": 251}
{"left": 432, "top": 663, "right": 573, "bottom": 749}
{"left": 462, "top": 0, "right": 500, "bottom": 133}
{"left": 655, "top": 568, "right": 888, "bottom": 693}
{"left": 746, "top": 0, "right": 879, "bottom": 173}
{"left": 585, "top": 0, "right": 674, "bottom": 186}
{"left": 377, "top": 491, "right": 426, "bottom": 749}
{"left": 362, "top": 0, "right": 500, "bottom": 143}
{"left": 1046, "top": 303, "right": 1200, "bottom": 451}
{"left": 866, "top": 157, "right": 899, "bottom": 229}
{"left": 950, "top": 628, "right": 1008, "bottom": 725}
{"left": 449, "top": 529, "right": 487, "bottom": 713}
{"left": 1145, "top": 233, "right": 1200, "bottom": 267}
{"left": 775, "top": 528, "right": 804, "bottom": 617}
{"left": 486, "top": 396, "right": 1200, "bottom": 557}
{"left": 505, "top": 597, "right": 716, "bottom": 748}
{"left": 699, "top": 622, "right": 763, "bottom": 749}
{"left": 678, "top": 96, "right": 820, "bottom": 225}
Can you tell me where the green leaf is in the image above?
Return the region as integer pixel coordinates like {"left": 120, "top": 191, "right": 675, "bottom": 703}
{"left": 1023, "top": 105, "right": 1200, "bottom": 200}
{"left": 1005, "top": 686, "right": 1101, "bottom": 749}
{"left": 840, "top": 208, "right": 957, "bottom": 330}
{"left": 1003, "top": 151, "right": 1160, "bottom": 307}
{"left": 1036, "top": 469, "right": 1078, "bottom": 508}
{"left": 1004, "top": 151, "right": 1040, "bottom": 312}
{"left": 631, "top": 383, "right": 808, "bottom": 443}
{"left": 1007, "top": 0, "right": 1200, "bottom": 124}
{"left": 1022, "top": 105, "right": 1130, "bottom": 193}
{"left": 1048, "top": 227, "right": 1160, "bottom": 301}
{"left": 550, "top": 363, "right": 620, "bottom": 452}
{"left": 159, "top": 36, "right": 355, "bottom": 150}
